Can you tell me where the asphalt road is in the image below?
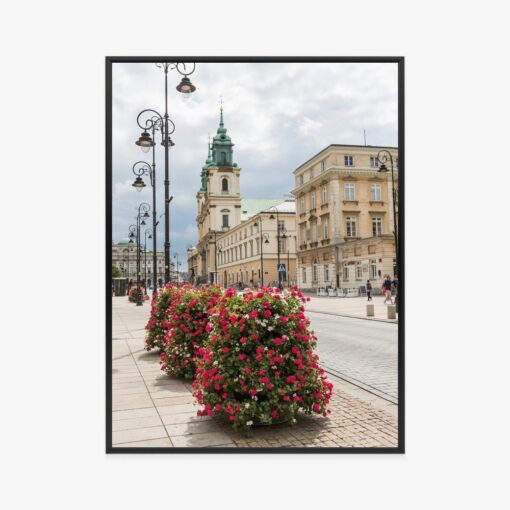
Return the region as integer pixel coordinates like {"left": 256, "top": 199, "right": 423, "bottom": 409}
{"left": 308, "top": 311, "right": 399, "bottom": 402}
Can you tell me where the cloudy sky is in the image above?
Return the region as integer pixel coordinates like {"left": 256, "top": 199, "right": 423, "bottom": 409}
{"left": 112, "top": 61, "right": 398, "bottom": 261}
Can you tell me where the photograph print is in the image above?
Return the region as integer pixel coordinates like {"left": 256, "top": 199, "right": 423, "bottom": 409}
{"left": 107, "top": 57, "right": 404, "bottom": 452}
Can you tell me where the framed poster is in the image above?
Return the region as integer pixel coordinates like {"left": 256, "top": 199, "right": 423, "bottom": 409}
{"left": 106, "top": 56, "right": 404, "bottom": 453}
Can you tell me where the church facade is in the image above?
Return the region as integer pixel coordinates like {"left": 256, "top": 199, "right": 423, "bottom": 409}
{"left": 188, "top": 109, "right": 297, "bottom": 287}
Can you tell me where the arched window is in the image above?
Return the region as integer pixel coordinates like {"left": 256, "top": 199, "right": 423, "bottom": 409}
{"left": 222, "top": 178, "right": 228, "bottom": 192}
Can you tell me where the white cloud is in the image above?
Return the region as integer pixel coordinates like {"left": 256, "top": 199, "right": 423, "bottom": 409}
{"left": 112, "top": 62, "right": 398, "bottom": 259}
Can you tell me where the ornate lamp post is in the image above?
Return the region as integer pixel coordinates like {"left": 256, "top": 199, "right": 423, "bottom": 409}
{"left": 173, "top": 252, "right": 181, "bottom": 284}
{"left": 208, "top": 229, "right": 220, "bottom": 284}
{"left": 134, "top": 62, "right": 197, "bottom": 285}
{"left": 132, "top": 158, "right": 158, "bottom": 297}
{"left": 143, "top": 229, "right": 152, "bottom": 289}
{"left": 377, "top": 149, "right": 399, "bottom": 310}
{"left": 128, "top": 202, "right": 151, "bottom": 306}
{"left": 253, "top": 216, "right": 270, "bottom": 287}
{"left": 268, "top": 206, "right": 287, "bottom": 289}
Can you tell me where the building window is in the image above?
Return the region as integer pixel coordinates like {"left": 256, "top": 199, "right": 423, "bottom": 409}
{"left": 344, "top": 155, "right": 354, "bottom": 167}
{"left": 310, "top": 191, "right": 316, "bottom": 209}
{"left": 299, "top": 174, "right": 304, "bottom": 185}
{"left": 370, "top": 259, "right": 377, "bottom": 279}
{"left": 343, "top": 265, "right": 349, "bottom": 281}
{"left": 222, "top": 214, "right": 229, "bottom": 228}
{"left": 371, "top": 183, "right": 382, "bottom": 201}
{"left": 300, "top": 225, "right": 306, "bottom": 244}
{"left": 221, "top": 178, "right": 228, "bottom": 192}
{"left": 346, "top": 216, "right": 357, "bottom": 237}
{"left": 321, "top": 160, "right": 325, "bottom": 172}
{"left": 321, "top": 185, "right": 327, "bottom": 204}
{"left": 312, "top": 260, "right": 318, "bottom": 282}
{"left": 311, "top": 222, "right": 317, "bottom": 242}
{"left": 370, "top": 156, "right": 379, "bottom": 167}
{"left": 356, "top": 261, "right": 362, "bottom": 280}
{"left": 324, "top": 264, "right": 329, "bottom": 281}
{"left": 310, "top": 167, "right": 314, "bottom": 179}
{"left": 323, "top": 218, "right": 329, "bottom": 239}
{"left": 344, "top": 182, "right": 356, "bottom": 201}
{"left": 299, "top": 195, "right": 305, "bottom": 213}
{"left": 302, "top": 267, "right": 307, "bottom": 283}
{"left": 249, "top": 240, "right": 253, "bottom": 257}
{"left": 255, "top": 238, "right": 259, "bottom": 255}
{"left": 372, "top": 217, "right": 382, "bottom": 236}
{"left": 278, "top": 237, "right": 287, "bottom": 253}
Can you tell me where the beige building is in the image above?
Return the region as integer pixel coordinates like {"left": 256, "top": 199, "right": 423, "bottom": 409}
{"left": 293, "top": 144, "right": 398, "bottom": 292}
{"left": 188, "top": 109, "right": 297, "bottom": 287}
{"left": 112, "top": 240, "right": 169, "bottom": 287}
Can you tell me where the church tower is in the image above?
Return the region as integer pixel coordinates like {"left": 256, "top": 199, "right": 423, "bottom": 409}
{"left": 195, "top": 105, "right": 242, "bottom": 283}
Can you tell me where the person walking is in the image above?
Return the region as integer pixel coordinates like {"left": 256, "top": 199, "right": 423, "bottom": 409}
{"left": 383, "top": 275, "right": 393, "bottom": 304}
{"left": 366, "top": 280, "right": 372, "bottom": 301}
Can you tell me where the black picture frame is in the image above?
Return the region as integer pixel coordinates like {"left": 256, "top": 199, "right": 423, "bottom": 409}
{"left": 106, "top": 56, "right": 404, "bottom": 454}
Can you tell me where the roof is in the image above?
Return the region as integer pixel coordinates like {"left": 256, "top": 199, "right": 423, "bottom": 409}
{"left": 240, "top": 198, "right": 295, "bottom": 221}
{"left": 115, "top": 239, "right": 131, "bottom": 245}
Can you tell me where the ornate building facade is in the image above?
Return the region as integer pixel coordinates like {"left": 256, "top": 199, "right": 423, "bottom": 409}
{"left": 112, "top": 240, "right": 171, "bottom": 287}
{"left": 188, "top": 109, "right": 296, "bottom": 287}
{"left": 293, "top": 144, "right": 398, "bottom": 291}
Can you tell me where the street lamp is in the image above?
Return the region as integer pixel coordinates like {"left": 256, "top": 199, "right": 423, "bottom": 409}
{"left": 135, "top": 62, "right": 197, "bottom": 285}
{"left": 132, "top": 160, "right": 158, "bottom": 298}
{"left": 268, "top": 206, "right": 287, "bottom": 289}
{"left": 173, "top": 252, "right": 182, "bottom": 284}
{"left": 129, "top": 202, "right": 151, "bottom": 306}
{"left": 377, "top": 149, "right": 399, "bottom": 311}
{"left": 208, "top": 229, "right": 220, "bottom": 284}
{"left": 144, "top": 229, "right": 152, "bottom": 290}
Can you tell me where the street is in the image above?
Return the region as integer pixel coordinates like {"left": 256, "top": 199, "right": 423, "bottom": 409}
{"left": 309, "top": 311, "right": 398, "bottom": 403}
{"left": 110, "top": 296, "right": 398, "bottom": 448}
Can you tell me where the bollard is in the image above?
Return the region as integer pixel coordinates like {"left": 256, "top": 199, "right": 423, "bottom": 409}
{"left": 366, "top": 303, "right": 374, "bottom": 317}
{"left": 387, "top": 304, "right": 397, "bottom": 320}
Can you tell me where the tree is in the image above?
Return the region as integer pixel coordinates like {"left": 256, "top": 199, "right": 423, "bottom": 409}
{"left": 112, "top": 265, "right": 122, "bottom": 278}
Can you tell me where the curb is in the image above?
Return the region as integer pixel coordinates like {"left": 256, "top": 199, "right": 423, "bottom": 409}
{"left": 305, "top": 309, "right": 398, "bottom": 324}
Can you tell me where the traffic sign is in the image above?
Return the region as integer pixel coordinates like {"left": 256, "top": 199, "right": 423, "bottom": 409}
{"left": 277, "top": 263, "right": 286, "bottom": 272}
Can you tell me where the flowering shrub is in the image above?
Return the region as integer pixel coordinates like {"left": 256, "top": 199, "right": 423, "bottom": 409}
{"left": 160, "top": 286, "right": 222, "bottom": 379}
{"left": 128, "top": 285, "right": 148, "bottom": 302}
{"left": 144, "top": 285, "right": 185, "bottom": 351}
{"left": 192, "top": 287, "right": 333, "bottom": 434}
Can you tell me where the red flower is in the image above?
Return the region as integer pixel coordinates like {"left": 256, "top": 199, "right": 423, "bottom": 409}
{"left": 264, "top": 310, "right": 272, "bottom": 318}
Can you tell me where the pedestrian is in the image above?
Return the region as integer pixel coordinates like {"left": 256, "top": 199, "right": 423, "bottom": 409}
{"left": 366, "top": 280, "right": 372, "bottom": 301}
{"left": 382, "top": 275, "right": 393, "bottom": 304}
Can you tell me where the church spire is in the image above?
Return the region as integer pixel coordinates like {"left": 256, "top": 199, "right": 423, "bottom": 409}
{"left": 211, "top": 98, "right": 234, "bottom": 166}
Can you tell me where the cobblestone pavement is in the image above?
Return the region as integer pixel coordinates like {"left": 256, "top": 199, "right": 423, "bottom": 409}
{"left": 308, "top": 311, "right": 398, "bottom": 402}
{"left": 111, "top": 296, "right": 398, "bottom": 449}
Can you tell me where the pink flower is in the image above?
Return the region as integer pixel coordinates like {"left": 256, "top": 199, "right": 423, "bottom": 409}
{"left": 259, "top": 376, "right": 269, "bottom": 384}
{"left": 286, "top": 375, "right": 296, "bottom": 383}
{"left": 313, "top": 403, "right": 321, "bottom": 412}
{"left": 222, "top": 347, "right": 230, "bottom": 353}
{"left": 264, "top": 310, "right": 272, "bottom": 318}
{"left": 280, "top": 316, "right": 288, "bottom": 323}
{"left": 239, "top": 337, "right": 247, "bottom": 344}
{"left": 222, "top": 392, "right": 228, "bottom": 399}
{"left": 239, "top": 353, "right": 247, "bottom": 360}
{"left": 205, "top": 323, "right": 212, "bottom": 332}
{"left": 249, "top": 389, "right": 257, "bottom": 396}
{"left": 245, "top": 367, "right": 252, "bottom": 375}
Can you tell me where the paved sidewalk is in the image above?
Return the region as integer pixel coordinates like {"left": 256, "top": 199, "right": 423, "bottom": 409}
{"left": 111, "top": 296, "right": 398, "bottom": 448}
{"left": 305, "top": 295, "right": 398, "bottom": 322}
